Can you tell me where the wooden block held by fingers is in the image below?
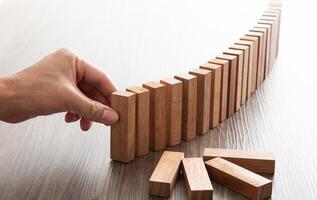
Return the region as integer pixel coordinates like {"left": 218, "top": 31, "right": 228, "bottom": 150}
{"left": 174, "top": 74, "right": 197, "bottom": 141}
{"left": 110, "top": 91, "right": 136, "bottom": 163}
{"left": 200, "top": 63, "right": 221, "bottom": 128}
{"left": 208, "top": 58, "right": 229, "bottom": 122}
{"left": 216, "top": 54, "right": 237, "bottom": 117}
{"left": 189, "top": 69, "right": 211, "bottom": 134}
{"left": 182, "top": 158, "right": 213, "bottom": 200}
{"left": 203, "top": 148, "right": 275, "bottom": 174}
{"left": 149, "top": 151, "right": 184, "bottom": 197}
{"left": 160, "top": 78, "right": 182, "bottom": 146}
{"left": 229, "top": 44, "right": 249, "bottom": 105}
{"left": 234, "top": 40, "right": 254, "bottom": 99}
{"left": 224, "top": 49, "right": 244, "bottom": 111}
{"left": 126, "top": 86, "right": 150, "bottom": 156}
{"left": 143, "top": 82, "right": 167, "bottom": 151}
{"left": 205, "top": 158, "right": 272, "bottom": 200}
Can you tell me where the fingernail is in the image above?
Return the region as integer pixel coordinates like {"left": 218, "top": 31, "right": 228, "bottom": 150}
{"left": 101, "top": 109, "right": 119, "bottom": 124}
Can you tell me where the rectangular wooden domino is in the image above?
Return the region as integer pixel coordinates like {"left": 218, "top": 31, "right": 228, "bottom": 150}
{"left": 205, "top": 158, "right": 272, "bottom": 200}
{"left": 160, "top": 78, "right": 182, "bottom": 146}
{"left": 203, "top": 148, "right": 275, "bottom": 174}
{"left": 208, "top": 58, "right": 229, "bottom": 122}
{"left": 126, "top": 86, "right": 150, "bottom": 156}
{"left": 174, "top": 74, "right": 197, "bottom": 141}
{"left": 200, "top": 63, "right": 221, "bottom": 128}
{"left": 143, "top": 82, "right": 167, "bottom": 151}
{"left": 182, "top": 158, "right": 213, "bottom": 200}
{"left": 229, "top": 44, "right": 249, "bottom": 105}
{"left": 234, "top": 40, "right": 255, "bottom": 98}
{"left": 264, "top": 10, "right": 281, "bottom": 57}
{"left": 223, "top": 49, "right": 244, "bottom": 111}
{"left": 189, "top": 69, "right": 211, "bottom": 134}
{"left": 149, "top": 151, "right": 184, "bottom": 197}
{"left": 216, "top": 54, "right": 237, "bottom": 117}
{"left": 110, "top": 91, "right": 136, "bottom": 163}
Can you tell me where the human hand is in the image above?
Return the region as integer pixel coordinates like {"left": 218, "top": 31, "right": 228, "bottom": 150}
{"left": 0, "top": 48, "right": 119, "bottom": 131}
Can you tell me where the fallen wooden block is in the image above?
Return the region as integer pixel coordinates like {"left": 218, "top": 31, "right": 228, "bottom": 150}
{"left": 110, "top": 91, "right": 136, "bottom": 163}
{"left": 208, "top": 58, "right": 229, "bottom": 122}
{"left": 203, "top": 148, "right": 275, "bottom": 174}
{"left": 224, "top": 49, "right": 244, "bottom": 111}
{"left": 200, "top": 63, "right": 221, "bottom": 128}
{"left": 216, "top": 54, "right": 237, "bottom": 117}
{"left": 205, "top": 158, "right": 272, "bottom": 200}
{"left": 143, "top": 82, "right": 167, "bottom": 151}
{"left": 182, "top": 158, "right": 213, "bottom": 200}
{"left": 234, "top": 40, "right": 255, "bottom": 98}
{"left": 229, "top": 44, "right": 249, "bottom": 105}
{"left": 189, "top": 69, "right": 211, "bottom": 134}
{"left": 160, "top": 78, "right": 182, "bottom": 146}
{"left": 174, "top": 74, "right": 197, "bottom": 141}
{"left": 149, "top": 151, "right": 184, "bottom": 197}
{"left": 126, "top": 86, "right": 150, "bottom": 156}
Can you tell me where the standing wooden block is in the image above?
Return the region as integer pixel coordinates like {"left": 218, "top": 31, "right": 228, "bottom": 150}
{"left": 216, "top": 54, "right": 237, "bottom": 117}
{"left": 223, "top": 49, "right": 244, "bottom": 111}
{"left": 149, "top": 151, "right": 184, "bottom": 197}
{"left": 203, "top": 148, "right": 275, "bottom": 174}
{"left": 200, "top": 63, "right": 221, "bottom": 128}
{"left": 205, "top": 158, "right": 272, "bottom": 200}
{"left": 110, "top": 91, "right": 136, "bottom": 163}
{"left": 189, "top": 69, "right": 211, "bottom": 134}
{"left": 234, "top": 40, "right": 255, "bottom": 98}
{"left": 229, "top": 44, "right": 249, "bottom": 105}
{"left": 174, "top": 74, "right": 197, "bottom": 141}
{"left": 182, "top": 158, "right": 213, "bottom": 200}
{"left": 241, "top": 35, "right": 260, "bottom": 91}
{"left": 160, "top": 78, "right": 182, "bottom": 146}
{"left": 143, "top": 82, "right": 166, "bottom": 151}
{"left": 208, "top": 58, "right": 229, "bottom": 122}
{"left": 264, "top": 10, "right": 281, "bottom": 57}
{"left": 126, "top": 86, "right": 150, "bottom": 156}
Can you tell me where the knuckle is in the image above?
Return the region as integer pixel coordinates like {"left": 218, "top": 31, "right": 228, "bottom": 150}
{"left": 87, "top": 101, "right": 102, "bottom": 120}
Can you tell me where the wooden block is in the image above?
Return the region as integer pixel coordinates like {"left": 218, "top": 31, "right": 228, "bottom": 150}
{"left": 223, "top": 49, "right": 244, "bottom": 111}
{"left": 208, "top": 58, "right": 229, "bottom": 122}
{"left": 264, "top": 10, "right": 281, "bottom": 57}
{"left": 203, "top": 148, "right": 275, "bottom": 174}
{"left": 143, "top": 82, "right": 166, "bottom": 151}
{"left": 149, "top": 151, "right": 184, "bottom": 197}
{"left": 205, "top": 158, "right": 272, "bottom": 200}
{"left": 126, "top": 86, "right": 150, "bottom": 156}
{"left": 174, "top": 74, "right": 197, "bottom": 141}
{"left": 110, "top": 91, "right": 136, "bottom": 163}
{"left": 229, "top": 44, "right": 249, "bottom": 105}
{"left": 189, "top": 69, "right": 211, "bottom": 134}
{"left": 216, "top": 54, "right": 237, "bottom": 117}
{"left": 200, "top": 63, "right": 221, "bottom": 128}
{"left": 182, "top": 158, "right": 213, "bottom": 200}
{"left": 241, "top": 35, "right": 261, "bottom": 90}
{"left": 160, "top": 78, "right": 182, "bottom": 146}
{"left": 234, "top": 40, "right": 254, "bottom": 98}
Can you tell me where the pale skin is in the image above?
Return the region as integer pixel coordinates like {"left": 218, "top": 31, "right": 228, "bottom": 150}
{"left": 0, "top": 48, "right": 119, "bottom": 131}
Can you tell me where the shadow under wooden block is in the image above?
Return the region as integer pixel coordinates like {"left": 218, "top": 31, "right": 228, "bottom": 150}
{"left": 143, "top": 82, "right": 167, "bottom": 151}
{"left": 126, "top": 86, "right": 150, "bottom": 157}
{"left": 110, "top": 91, "right": 136, "bottom": 163}
{"left": 160, "top": 78, "right": 182, "bottom": 146}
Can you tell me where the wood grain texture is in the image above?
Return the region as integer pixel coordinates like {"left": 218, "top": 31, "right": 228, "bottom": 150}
{"left": 149, "top": 151, "right": 184, "bottom": 197}
{"left": 182, "top": 158, "right": 213, "bottom": 200}
{"left": 143, "top": 82, "right": 167, "bottom": 151}
{"left": 126, "top": 86, "right": 150, "bottom": 156}
{"left": 205, "top": 158, "right": 272, "bottom": 200}
{"left": 160, "top": 78, "right": 182, "bottom": 146}
{"left": 203, "top": 148, "right": 275, "bottom": 174}
{"left": 189, "top": 69, "right": 211, "bottom": 135}
{"left": 110, "top": 91, "right": 136, "bottom": 163}
{"left": 174, "top": 74, "right": 197, "bottom": 141}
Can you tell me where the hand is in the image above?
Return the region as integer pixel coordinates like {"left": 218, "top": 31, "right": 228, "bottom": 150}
{"left": 0, "top": 48, "right": 119, "bottom": 131}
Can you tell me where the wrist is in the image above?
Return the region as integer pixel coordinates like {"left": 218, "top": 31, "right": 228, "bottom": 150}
{"left": 0, "top": 75, "right": 21, "bottom": 119}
